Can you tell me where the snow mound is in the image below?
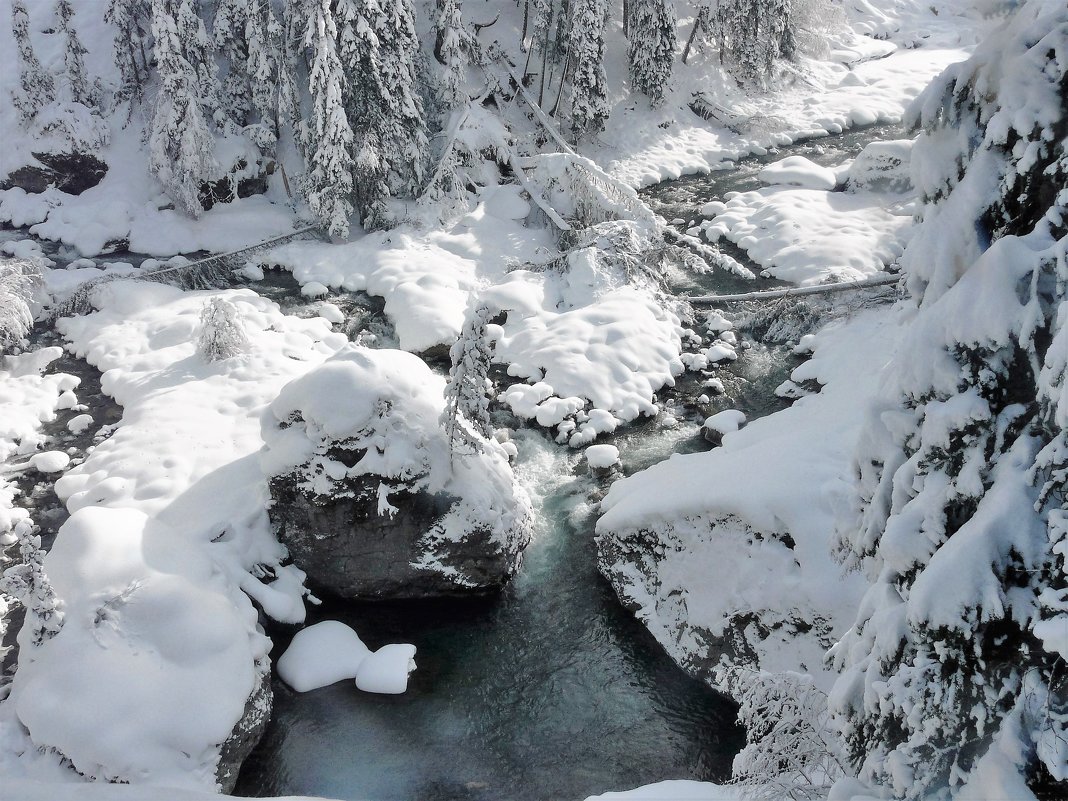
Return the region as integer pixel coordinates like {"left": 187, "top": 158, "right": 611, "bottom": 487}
{"left": 10, "top": 507, "right": 265, "bottom": 787}
{"left": 758, "top": 156, "right": 838, "bottom": 190}
{"left": 701, "top": 186, "right": 914, "bottom": 285}
{"left": 29, "top": 451, "right": 69, "bottom": 473}
{"left": 354, "top": 643, "right": 417, "bottom": 695}
{"left": 276, "top": 621, "right": 371, "bottom": 692}
{"left": 585, "top": 444, "right": 621, "bottom": 469}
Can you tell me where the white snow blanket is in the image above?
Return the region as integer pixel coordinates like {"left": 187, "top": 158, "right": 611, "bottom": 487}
{"left": 597, "top": 309, "right": 893, "bottom": 687}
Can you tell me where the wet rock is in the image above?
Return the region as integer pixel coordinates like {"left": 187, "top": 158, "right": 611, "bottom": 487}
{"left": 216, "top": 664, "right": 272, "bottom": 793}
{"left": 270, "top": 472, "right": 514, "bottom": 598}
{"left": 1, "top": 151, "right": 108, "bottom": 195}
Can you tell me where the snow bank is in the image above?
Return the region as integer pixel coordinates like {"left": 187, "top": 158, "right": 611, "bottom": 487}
{"left": 4, "top": 782, "right": 336, "bottom": 801}
{"left": 9, "top": 507, "right": 263, "bottom": 787}
{"left": 596, "top": 310, "right": 892, "bottom": 688}
{"left": 2, "top": 282, "right": 352, "bottom": 787}
{"left": 701, "top": 185, "right": 914, "bottom": 285}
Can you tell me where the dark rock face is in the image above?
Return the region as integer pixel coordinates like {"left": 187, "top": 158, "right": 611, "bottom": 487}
{"left": 216, "top": 663, "right": 272, "bottom": 793}
{"left": 199, "top": 158, "right": 272, "bottom": 211}
{"left": 1, "top": 152, "right": 108, "bottom": 195}
{"left": 270, "top": 472, "right": 515, "bottom": 599}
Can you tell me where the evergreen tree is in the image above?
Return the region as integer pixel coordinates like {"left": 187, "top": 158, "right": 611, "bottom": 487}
{"left": 626, "top": 0, "right": 676, "bottom": 105}
{"left": 10, "top": 0, "right": 55, "bottom": 123}
{"left": 0, "top": 525, "right": 64, "bottom": 647}
{"left": 294, "top": 0, "right": 355, "bottom": 236}
{"left": 104, "top": 0, "right": 153, "bottom": 107}
{"left": 433, "top": 0, "right": 467, "bottom": 113}
{"left": 441, "top": 303, "right": 495, "bottom": 457}
{"left": 197, "top": 297, "right": 249, "bottom": 361}
{"left": 711, "top": 0, "right": 795, "bottom": 86}
{"left": 56, "top": 0, "right": 91, "bottom": 106}
{"left": 568, "top": 0, "right": 609, "bottom": 138}
{"left": 337, "top": 0, "right": 428, "bottom": 229}
{"left": 149, "top": 0, "right": 221, "bottom": 216}
{"left": 215, "top": 0, "right": 299, "bottom": 153}
{"left": 829, "top": 4, "right": 1068, "bottom": 798}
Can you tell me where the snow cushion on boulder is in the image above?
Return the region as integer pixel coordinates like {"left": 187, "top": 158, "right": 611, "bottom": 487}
{"left": 262, "top": 345, "right": 533, "bottom": 599}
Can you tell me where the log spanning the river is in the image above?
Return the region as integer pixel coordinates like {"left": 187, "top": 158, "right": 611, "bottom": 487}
{"left": 688, "top": 273, "right": 901, "bottom": 304}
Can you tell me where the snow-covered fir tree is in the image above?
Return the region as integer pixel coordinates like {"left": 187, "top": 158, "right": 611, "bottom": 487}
{"left": 829, "top": 3, "right": 1068, "bottom": 799}
{"left": 433, "top": 0, "right": 468, "bottom": 113}
{"left": 10, "top": 0, "right": 55, "bottom": 123}
{"left": 711, "top": 0, "right": 796, "bottom": 86}
{"left": 626, "top": 0, "right": 676, "bottom": 105}
{"left": 0, "top": 525, "right": 64, "bottom": 647}
{"left": 196, "top": 297, "right": 249, "bottom": 361}
{"left": 104, "top": 0, "right": 153, "bottom": 107}
{"left": 335, "top": 0, "right": 429, "bottom": 229}
{"left": 441, "top": 303, "right": 495, "bottom": 456}
{"left": 149, "top": 0, "right": 221, "bottom": 216}
{"left": 214, "top": 0, "right": 299, "bottom": 153}
{"left": 293, "top": 0, "right": 355, "bottom": 236}
{"left": 568, "top": 0, "right": 609, "bottom": 138}
{"left": 56, "top": 0, "right": 91, "bottom": 106}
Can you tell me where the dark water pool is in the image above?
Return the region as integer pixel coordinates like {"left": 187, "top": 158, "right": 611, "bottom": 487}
{"left": 235, "top": 430, "right": 744, "bottom": 801}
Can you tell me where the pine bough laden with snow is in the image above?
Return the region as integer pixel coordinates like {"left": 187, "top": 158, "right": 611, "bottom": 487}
{"left": 0, "top": 525, "right": 64, "bottom": 648}
{"left": 829, "top": 4, "right": 1068, "bottom": 800}
{"left": 720, "top": 667, "right": 846, "bottom": 801}
{"left": 441, "top": 303, "right": 495, "bottom": 457}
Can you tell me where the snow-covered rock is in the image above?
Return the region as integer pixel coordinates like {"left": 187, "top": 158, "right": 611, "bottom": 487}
{"left": 29, "top": 451, "right": 69, "bottom": 473}
{"left": 845, "top": 139, "right": 914, "bottom": 193}
{"left": 757, "top": 156, "right": 838, "bottom": 190}
{"left": 262, "top": 345, "right": 533, "bottom": 599}
{"left": 702, "top": 410, "right": 746, "bottom": 446}
{"left": 595, "top": 311, "right": 889, "bottom": 694}
{"left": 7, "top": 507, "right": 270, "bottom": 790}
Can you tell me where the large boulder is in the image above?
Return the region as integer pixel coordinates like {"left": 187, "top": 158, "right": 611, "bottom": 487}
{"left": 1, "top": 151, "right": 108, "bottom": 196}
{"left": 262, "top": 346, "right": 533, "bottom": 599}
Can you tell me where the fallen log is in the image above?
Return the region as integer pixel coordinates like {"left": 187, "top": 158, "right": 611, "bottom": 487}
{"left": 688, "top": 274, "right": 900, "bottom": 304}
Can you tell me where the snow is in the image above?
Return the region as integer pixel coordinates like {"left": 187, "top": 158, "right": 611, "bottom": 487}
{"left": 65, "top": 411, "right": 93, "bottom": 435}
{"left": 583, "top": 780, "right": 743, "bottom": 801}
{"left": 1, "top": 282, "right": 352, "bottom": 787}
{"left": 353, "top": 643, "right": 418, "bottom": 695}
{"left": 585, "top": 444, "right": 621, "bottom": 469}
{"left": 597, "top": 310, "right": 894, "bottom": 687}
{"left": 758, "top": 156, "right": 838, "bottom": 190}
{"left": 703, "top": 410, "right": 746, "bottom": 437}
{"left": 276, "top": 621, "right": 371, "bottom": 693}
{"left": 700, "top": 186, "right": 915, "bottom": 285}
{"left": 28, "top": 451, "right": 69, "bottom": 473}
{"left": 11, "top": 506, "right": 263, "bottom": 787}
